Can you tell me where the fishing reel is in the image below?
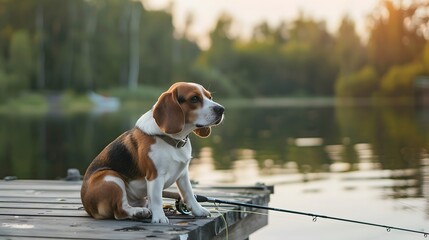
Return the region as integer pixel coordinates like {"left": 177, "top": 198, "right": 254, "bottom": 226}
{"left": 173, "top": 194, "right": 212, "bottom": 215}
{"left": 175, "top": 198, "right": 191, "bottom": 215}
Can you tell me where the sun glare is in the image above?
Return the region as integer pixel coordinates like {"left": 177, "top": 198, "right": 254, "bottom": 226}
{"left": 143, "top": 0, "right": 378, "bottom": 48}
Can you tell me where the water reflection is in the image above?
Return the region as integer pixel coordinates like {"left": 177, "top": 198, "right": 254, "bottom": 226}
{"left": 188, "top": 144, "right": 429, "bottom": 240}
{"left": 0, "top": 104, "right": 428, "bottom": 195}
{"left": 189, "top": 144, "right": 423, "bottom": 199}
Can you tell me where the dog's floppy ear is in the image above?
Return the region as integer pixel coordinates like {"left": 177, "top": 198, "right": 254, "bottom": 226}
{"left": 153, "top": 90, "right": 185, "bottom": 134}
{"left": 193, "top": 127, "right": 211, "bottom": 138}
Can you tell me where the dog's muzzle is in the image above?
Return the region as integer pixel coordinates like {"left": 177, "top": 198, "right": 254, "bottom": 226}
{"left": 196, "top": 105, "right": 225, "bottom": 128}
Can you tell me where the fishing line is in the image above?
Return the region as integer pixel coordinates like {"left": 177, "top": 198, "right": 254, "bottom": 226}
{"left": 215, "top": 208, "right": 270, "bottom": 217}
{"left": 208, "top": 206, "right": 273, "bottom": 240}
{"left": 196, "top": 195, "right": 428, "bottom": 237}
{"left": 211, "top": 203, "right": 229, "bottom": 240}
{"left": 162, "top": 191, "right": 429, "bottom": 237}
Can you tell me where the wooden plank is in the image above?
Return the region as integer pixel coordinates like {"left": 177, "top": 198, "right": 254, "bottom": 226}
{"left": 0, "top": 202, "right": 82, "bottom": 210}
{"left": 0, "top": 190, "right": 80, "bottom": 198}
{"left": 0, "top": 197, "right": 82, "bottom": 204}
{"left": 0, "top": 180, "right": 82, "bottom": 191}
{"left": 0, "top": 204, "right": 247, "bottom": 218}
{"left": 0, "top": 190, "right": 249, "bottom": 202}
{"left": 0, "top": 211, "right": 238, "bottom": 239}
{"left": 0, "top": 208, "right": 89, "bottom": 217}
{"left": 0, "top": 215, "right": 196, "bottom": 239}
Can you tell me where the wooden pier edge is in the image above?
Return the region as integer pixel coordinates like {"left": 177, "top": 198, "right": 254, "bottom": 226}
{"left": 0, "top": 179, "right": 272, "bottom": 240}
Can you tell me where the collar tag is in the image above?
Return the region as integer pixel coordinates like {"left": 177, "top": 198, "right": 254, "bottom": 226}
{"left": 175, "top": 137, "right": 188, "bottom": 148}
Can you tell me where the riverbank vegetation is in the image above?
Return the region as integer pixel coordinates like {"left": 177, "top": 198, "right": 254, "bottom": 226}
{"left": 0, "top": 0, "right": 428, "bottom": 104}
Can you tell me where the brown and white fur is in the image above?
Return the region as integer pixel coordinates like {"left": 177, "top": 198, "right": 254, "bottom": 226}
{"left": 81, "top": 82, "right": 224, "bottom": 223}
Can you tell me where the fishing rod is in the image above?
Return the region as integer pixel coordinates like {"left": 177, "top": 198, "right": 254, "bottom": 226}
{"left": 162, "top": 191, "right": 429, "bottom": 237}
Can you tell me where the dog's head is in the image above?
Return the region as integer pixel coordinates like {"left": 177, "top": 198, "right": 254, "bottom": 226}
{"left": 153, "top": 82, "right": 224, "bottom": 137}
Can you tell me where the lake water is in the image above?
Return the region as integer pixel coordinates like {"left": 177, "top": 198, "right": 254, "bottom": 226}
{"left": 1, "top": 100, "right": 428, "bottom": 239}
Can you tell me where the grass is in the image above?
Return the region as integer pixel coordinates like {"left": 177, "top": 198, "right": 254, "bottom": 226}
{"left": 60, "top": 91, "right": 94, "bottom": 113}
{"left": 0, "top": 92, "right": 48, "bottom": 115}
{"left": 0, "top": 86, "right": 162, "bottom": 115}
{"left": 102, "top": 86, "right": 163, "bottom": 110}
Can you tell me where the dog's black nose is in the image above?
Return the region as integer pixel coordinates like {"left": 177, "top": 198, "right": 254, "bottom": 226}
{"left": 213, "top": 105, "right": 225, "bottom": 115}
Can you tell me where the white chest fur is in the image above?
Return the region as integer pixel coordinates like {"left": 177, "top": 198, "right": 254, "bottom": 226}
{"left": 149, "top": 137, "right": 192, "bottom": 187}
{"left": 127, "top": 137, "right": 192, "bottom": 202}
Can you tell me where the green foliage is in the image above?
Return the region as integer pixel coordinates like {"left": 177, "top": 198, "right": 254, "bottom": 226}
{"left": 0, "top": 69, "right": 10, "bottom": 102}
{"left": 194, "top": 14, "right": 247, "bottom": 97}
{"left": 338, "top": 1, "right": 429, "bottom": 99}
{"left": 380, "top": 62, "right": 423, "bottom": 97}
{"left": 0, "top": 30, "right": 35, "bottom": 96}
{"left": 335, "top": 66, "right": 379, "bottom": 97}
{"left": 0, "top": 93, "right": 48, "bottom": 114}
{"left": 59, "top": 91, "right": 93, "bottom": 113}
{"left": 139, "top": 10, "right": 174, "bottom": 86}
{"left": 191, "top": 64, "right": 243, "bottom": 98}
{"left": 106, "top": 86, "right": 164, "bottom": 101}
{"left": 335, "top": 16, "right": 366, "bottom": 75}
{"left": 0, "top": 0, "right": 183, "bottom": 97}
{"left": 367, "top": 0, "right": 427, "bottom": 75}
{"left": 9, "top": 30, "right": 34, "bottom": 79}
{"left": 235, "top": 41, "right": 288, "bottom": 96}
{"left": 196, "top": 13, "right": 338, "bottom": 97}
{"left": 422, "top": 42, "right": 429, "bottom": 73}
{"left": 0, "top": 0, "right": 428, "bottom": 101}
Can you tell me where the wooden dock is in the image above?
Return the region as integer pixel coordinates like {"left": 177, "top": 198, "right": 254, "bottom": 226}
{"left": 0, "top": 179, "right": 272, "bottom": 239}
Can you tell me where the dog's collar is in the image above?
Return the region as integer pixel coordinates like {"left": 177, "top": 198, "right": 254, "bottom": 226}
{"left": 154, "top": 134, "right": 189, "bottom": 148}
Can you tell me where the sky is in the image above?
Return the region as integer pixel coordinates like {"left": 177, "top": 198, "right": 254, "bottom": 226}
{"left": 142, "top": 0, "right": 380, "bottom": 49}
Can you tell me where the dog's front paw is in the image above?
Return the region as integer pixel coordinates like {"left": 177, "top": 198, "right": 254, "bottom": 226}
{"left": 151, "top": 213, "right": 169, "bottom": 224}
{"left": 191, "top": 206, "right": 211, "bottom": 217}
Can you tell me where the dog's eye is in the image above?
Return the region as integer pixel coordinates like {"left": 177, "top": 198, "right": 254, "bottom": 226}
{"left": 190, "top": 96, "right": 200, "bottom": 104}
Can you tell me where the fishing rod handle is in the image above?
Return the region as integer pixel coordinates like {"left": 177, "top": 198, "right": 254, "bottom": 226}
{"left": 162, "top": 190, "right": 210, "bottom": 202}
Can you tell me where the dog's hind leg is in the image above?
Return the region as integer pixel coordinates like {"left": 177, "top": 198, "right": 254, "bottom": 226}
{"left": 104, "top": 175, "right": 151, "bottom": 220}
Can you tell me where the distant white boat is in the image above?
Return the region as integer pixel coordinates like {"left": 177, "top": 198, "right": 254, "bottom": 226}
{"left": 88, "top": 92, "right": 120, "bottom": 112}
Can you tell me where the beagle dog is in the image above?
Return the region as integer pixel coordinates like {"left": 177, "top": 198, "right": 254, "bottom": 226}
{"left": 81, "top": 82, "right": 224, "bottom": 223}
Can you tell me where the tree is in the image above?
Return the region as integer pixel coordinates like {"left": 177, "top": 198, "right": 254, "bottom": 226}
{"left": 235, "top": 40, "right": 288, "bottom": 96}
{"left": 128, "top": 2, "right": 141, "bottom": 89}
{"left": 335, "top": 16, "right": 366, "bottom": 76}
{"left": 286, "top": 14, "right": 337, "bottom": 95}
{"left": 139, "top": 9, "right": 174, "bottom": 87}
{"left": 171, "top": 12, "right": 201, "bottom": 84}
{"left": 367, "top": 0, "right": 428, "bottom": 75}
{"left": 203, "top": 13, "right": 236, "bottom": 73}
{"left": 380, "top": 62, "right": 423, "bottom": 97}
{"left": 335, "top": 66, "right": 378, "bottom": 97}
{"left": 194, "top": 14, "right": 242, "bottom": 97}
{"left": 8, "top": 30, "right": 34, "bottom": 93}
{"left": 252, "top": 21, "right": 288, "bottom": 44}
{"left": 422, "top": 42, "right": 429, "bottom": 73}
